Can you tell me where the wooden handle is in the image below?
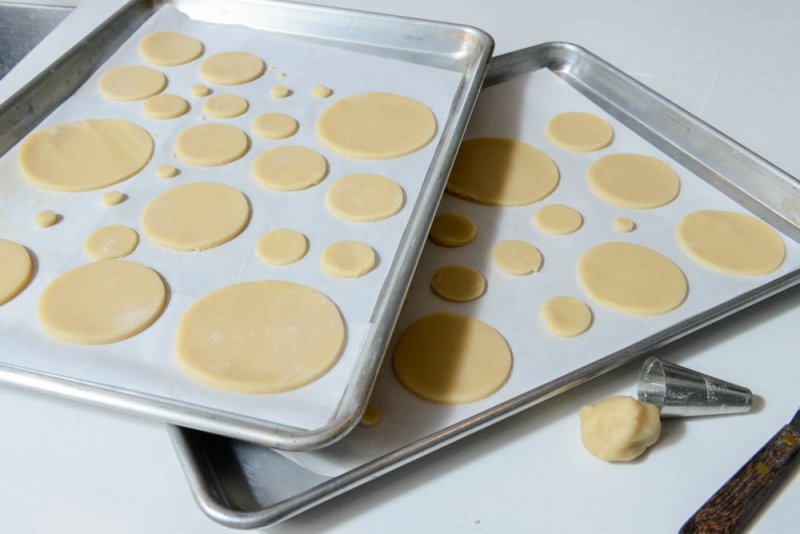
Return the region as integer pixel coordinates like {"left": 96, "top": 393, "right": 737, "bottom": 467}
{"left": 680, "top": 424, "right": 800, "bottom": 534}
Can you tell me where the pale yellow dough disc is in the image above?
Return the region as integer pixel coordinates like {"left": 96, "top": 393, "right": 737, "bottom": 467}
{"left": 587, "top": 154, "right": 680, "bottom": 209}
{"left": 38, "top": 260, "right": 166, "bottom": 344}
{"left": 578, "top": 242, "right": 687, "bottom": 315}
{"left": 429, "top": 212, "right": 476, "bottom": 247}
{"left": 676, "top": 210, "right": 785, "bottom": 275}
{"left": 393, "top": 312, "right": 512, "bottom": 404}
{"left": 325, "top": 174, "right": 404, "bottom": 222}
{"left": 270, "top": 85, "right": 290, "bottom": 99}
{"left": 614, "top": 216, "right": 636, "bottom": 233}
{"left": 199, "top": 51, "right": 265, "bottom": 85}
{"left": 19, "top": 119, "right": 154, "bottom": 192}
{"left": 447, "top": 137, "right": 559, "bottom": 206}
{"left": 256, "top": 229, "right": 308, "bottom": 266}
{"left": 492, "top": 239, "right": 542, "bottom": 276}
{"left": 101, "top": 190, "right": 125, "bottom": 206}
{"left": 546, "top": 112, "right": 614, "bottom": 152}
{"left": 174, "top": 123, "right": 249, "bottom": 167}
{"left": 98, "top": 66, "right": 166, "bottom": 102}
{"left": 191, "top": 84, "right": 210, "bottom": 97}
{"left": 139, "top": 31, "right": 204, "bottom": 66}
{"left": 203, "top": 94, "right": 249, "bottom": 119}
{"left": 320, "top": 241, "right": 376, "bottom": 278}
{"left": 141, "top": 182, "right": 250, "bottom": 251}
{"left": 252, "top": 113, "right": 298, "bottom": 140}
{"left": 0, "top": 239, "right": 33, "bottom": 305}
{"left": 540, "top": 296, "right": 593, "bottom": 337}
{"left": 251, "top": 146, "right": 328, "bottom": 191}
{"left": 580, "top": 396, "right": 661, "bottom": 462}
{"left": 360, "top": 403, "right": 381, "bottom": 427}
{"left": 143, "top": 94, "right": 189, "bottom": 120}
{"left": 84, "top": 225, "right": 139, "bottom": 260}
{"left": 155, "top": 164, "right": 178, "bottom": 179}
{"left": 431, "top": 265, "right": 485, "bottom": 302}
{"left": 34, "top": 210, "right": 58, "bottom": 228}
{"left": 175, "top": 280, "right": 345, "bottom": 393}
{"left": 312, "top": 84, "right": 332, "bottom": 99}
{"left": 534, "top": 204, "right": 583, "bottom": 235}
{"left": 317, "top": 92, "right": 436, "bottom": 160}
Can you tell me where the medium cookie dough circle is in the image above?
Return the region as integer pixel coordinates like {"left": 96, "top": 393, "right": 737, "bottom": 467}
{"left": 84, "top": 225, "right": 139, "bottom": 260}
{"left": 251, "top": 146, "right": 328, "bottom": 191}
{"left": 143, "top": 93, "right": 189, "bottom": 120}
{"left": 174, "top": 123, "right": 248, "bottom": 167}
{"left": 252, "top": 113, "right": 298, "bottom": 140}
{"left": 98, "top": 66, "right": 166, "bottom": 102}
{"left": 540, "top": 296, "right": 593, "bottom": 337}
{"left": 101, "top": 190, "right": 125, "bottom": 206}
{"left": 578, "top": 242, "right": 687, "bottom": 315}
{"left": 580, "top": 396, "right": 661, "bottom": 462}
{"left": 141, "top": 182, "right": 250, "bottom": 251}
{"left": 393, "top": 312, "right": 512, "bottom": 404}
{"left": 587, "top": 154, "right": 680, "bottom": 209}
{"left": 312, "top": 84, "right": 332, "bottom": 99}
{"left": 175, "top": 280, "right": 345, "bottom": 393}
{"left": 139, "top": 31, "right": 203, "bottom": 66}
{"left": 37, "top": 260, "right": 166, "bottom": 344}
{"left": 270, "top": 85, "right": 290, "bottom": 99}
{"left": 429, "top": 212, "right": 476, "bottom": 247}
{"left": 325, "top": 174, "right": 404, "bottom": 222}
{"left": 0, "top": 239, "right": 33, "bottom": 305}
{"left": 492, "top": 239, "right": 542, "bottom": 275}
{"left": 320, "top": 241, "right": 376, "bottom": 278}
{"left": 546, "top": 112, "right": 613, "bottom": 152}
{"left": 534, "top": 204, "right": 583, "bottom": 235}
{"left": 19, "top": 119, "right": 154, "bottom": 192}
{"left": 199, "top": 51, "right": 265, "bottom": 85}
{"left": 614, "top": 216, "right": 636, "bottom": 233}
{"left": 34, "top": 210, "right": 58, "bottom": 228}
{"left": 447, "top": 137, "right": 559, "bottom": 206}
{"left": 256, "top": 229, "right": 308, "bottom": 266}
{"left": 431, "top": 265, "right": 485, "bottom": 302}
{"left": 191, "top": 84, "right": 210, "bottom": 97}
{"left": 317, "top": 92, "right": 436, "bottom": 160}
{"left": 203, "top": 94, "right": 249, "bottom": 118}
{"left": 676, "top": 210, "right": 785, "bottom": 275}
{"left": 155, "top": 164, "right": 178, "bottom": 178}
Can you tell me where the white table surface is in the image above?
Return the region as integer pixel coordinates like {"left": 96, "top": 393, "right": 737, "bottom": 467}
{"left": 2, "top": 1, "right": 799, "bottom": 532}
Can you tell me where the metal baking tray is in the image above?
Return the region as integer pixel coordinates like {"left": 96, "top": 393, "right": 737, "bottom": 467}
{"left": 0, "top": 0, "right": 492, "bottom": 450}
{"left": 169, "top": 41, "right": 800, "bottom": 529}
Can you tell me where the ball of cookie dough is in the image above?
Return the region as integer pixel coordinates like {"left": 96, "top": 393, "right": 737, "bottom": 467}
{"left": 580, "top": 396, "right": 661, "bottom": 462}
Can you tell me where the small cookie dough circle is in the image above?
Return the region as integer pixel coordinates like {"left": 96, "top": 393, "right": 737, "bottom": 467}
{"left": 447, "top": 137, "right": 559, "bottom": 206}
{"left": 546, "top": 112, "right": 613, "bottom": 152}
{"left": 101, "top": 190, "right": 125, "bottom": 206}
{"left": 256, "top": 229, "right": 308, "bottom": 266}
{"left": 587, "top": 154, "right": 680, "bottom": 209}
{"left": 320, "top": 241, "right": 376, "bottom": 278}
{"left": 203, "top": 94, "right": 249, "bottom": 119}
{"left": 143, "top": 93, "right": 189, "bottom": 120}
{"left": 34, "top": 210, "right": 58, "bottom": 228}
{"left": 325, "top": 174, "right": 404, "bottom": 222}
{"left": 614, "top": 216, "right": 636, "bottom": 233}
{"left": 19, "top": 119, "right": 154, "bottom": 192}
{"left": 191, "top": 84, "right": 210, "bottom": 97}
{"left": 492, "top": 240, "right": 542, "bottom": 276}
{"left": 534, "top": 204, "right": 583, "bottom": 235}
{"left": 431, "top": 265, "right": 485, "bottom": 302}
{"left": 174, "top": 123, "right": 249, "bottom": 167}
{"left": 393, "top": 312, "right": 512, "bottom": 404}
{"left": 141, "top": 182, "right": 250, "bottom": 251}
{"left": 199, "top": 51, "right": 264, "bottom": 85}
{"left": 676, "top": 210, "right": 785, "bottom": 275}
{"left": 155, "top": 164, "right": 178, "bottom": 179}
{"left": 312, "top": 84, "right": 332, "bottom": 99}
{"left": 98, "top": 66, "right": 166, "bottom": 102}
{"left": 175, "top": 280, "right": 345, "bottom": 393}
{"left": 270, "top": 85, "right": 290, "bottom": 99}
{"left": 580, "top": 396, "right": 661, "bottom": 462}
{"left": 37, "top": 260, "right": 166, "bottom": 344}
{"left": 429, "top": 212, "right": 476, "bottom": 247}
{"left": 540, "top": 296, "right": 593, "bottom": 337}
{"left": 276, "top": 71, "right": 286, "bottom": 78}
{"left": 251, "top": 146, "right": 328, "bottom": 191}
{"left": 0, "top": 239, "right": 33, "bottom": 305}
{"left": 139, "top": 31, "right": 203, "bottom": 66}
{"left": 84, "top": 225, "right": 139, "bottom": 260}
{"left": 252, "top": 113, "right": 298, "bottom": 140}
{"left": 360, "top": 403, "right": 381, "bottom": 427}
{"left": 578, "top": 242, "right": 687, "bottom": 316}
{"left": 317, "top": 92, "right": 436, "bottom": 160}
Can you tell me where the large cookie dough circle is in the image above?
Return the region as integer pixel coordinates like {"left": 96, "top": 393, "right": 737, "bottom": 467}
{"left": 546, "top": 112, "right": 613, "bottom": 152}
{"left": 587, "top": 154, "right": 680, "bottom": 209}
{"left": 578, "top": 242, "right": 687, "bottom": 316}
{"left": 18, "top": 119, "right": 154, "bottom": 192}
{"left": 325, "top": 174, "right": 404, "bottom": 222}
{"left": 540, "top": 296, "right": 593, "bottom": 337}
{"left": 316, "top": 92, "right": 436, "bottom": 160}
{"left": 534, "top": 204, "right": 583, "bottom": 235}
{"left": 0, "top": 239, "right": 33, "bottom": 305}
{"left": 393, "top": 312, "right": 512, "bottom": 404}
{"left": 320, "top": 241, "right": 376, "bottom": 278}
{"left": 429, "top": 212, "right": 476, "bottom": 247}
{"left": 174, "top": 123, "right": 249, "bottom": 167}
{"left": 37, "top": 260, "right": 166, "bottom": 344}
{"left": 676, "top": 210, "right": 785, "bottom": 275}
{"left": 447, "top": 137, "right": 559, "bottom": 206}
{"left": 84, "top": 225, "right": 139, "bottom": 260}
{"left": 141, "top": 182, "right": 250, "bottom": 251}
{"left": 199, "top": 51, "right": 265, "bottom": 85}
{"left": 176, "top": 280, "right": 345, "bottom": 393}
{"left": 431, "top": 265, "right": 486, "bottom": 302}
{"left": 251, "top": 146, "right": 328, "bottom": 191}
{"left": 252, "top": 113, "right": 298, "bottom": 140}
{"left": 139, "top": 31, "right": 204, "bottom": 66}
{"left": 98, "top": 66, "right": 166, "bottom": 102}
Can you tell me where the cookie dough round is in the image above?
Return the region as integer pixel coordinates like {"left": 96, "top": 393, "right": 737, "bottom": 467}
{"left": 0, "top": 239, "right": 33, "bottom": 305}
{"left": 176, "top": 280, "right": 345, "bottom": 393}
{"left": 393, "top": 312, "right": 512, "bottom": 404}
{"left": 587, "top": 154, "right": 680, "bottom": 209}
{"left": 578, "top": 242, "right": 687, "bottom": 315}
{"left": 320, "top": 241, "right": 376, "bottom": 278}
{"left": 251, "top": 146, "right": 328, "bottom": 192}
{"left": 38, "top": 260, "right": 166, "bottom": 344}
{"left": 676, "top": 210, "right": 785, "bottom": 275}
{"left": 155, "top": 164, "right": 178, "bottom": 179}
{"left": 580, "top": 396, "right": 661, "bottom": 462}
{"left": 98, "top": 66, "right": 166, "bottom": 102}
{"left": 199, "top": 51, "right": 264, "bottom": 85}
{"left": 360, "top": 403, "right": 381, "bottom": 427}
{"left": 431, "top": 265, "right": 485, "bottom": 302}
{"left": 325, "top": 174, "right": 404, "bottom": 222}
{"left": 540, "top": 296, "right": 593, "bottom": 337}
{"left": 19, "top": 119, "right": 154, "bottom": 192}
{"left": 34, "top": 210, "right": 57, "bottom": 228}
{"left": 447, "top": 137, "right": 559, "bottom": 206}
{"left": 492, "top": 239, "right": 542, "bottom": 275}
{"left": 191, "top": 84, "right": 210, "bottom": 97}
{"left": 317, "top": 92, "right": 436, "bottom": 160}
{"left": 84, "top": 225, "right": 139, "bottom": 260}
{"left": 546, "top": 112, "right": 613, "bottom": 152}
{"left": 203, "top": 94, "right": 249, "bottom": 119}
{"left": 534, "top": 204, "right": 583, "bottom": 235}
{"left": 614, "top": 216, "right": 636, "bottom": 233}
{"left": 143, "top": 93, "right": 189, "bottom": 120}
{"left": 252, "top": 113, "right": 298, "bottom": 140}
{"left": 141, "top": 182, "right": 250, "bottom": 251}
{"left": 270, "top": 85, "right": 290, "bottom": 99}
{"left": 139, "top": 31, "right": 203, "bottom": 66}
{"left": 255, "top": 229, "right": 308, "bottom": 266}
{"left": 174, "top": 123, "right": 248, "bottom": 167}
{"left": 101, "top": 190, "right": 125, "bottom": 206}
{"left": 429, "top": 212, "right": 476, "bottom": 247}
{"left": 312, "top": 84, "right": 332, "bottom": 99}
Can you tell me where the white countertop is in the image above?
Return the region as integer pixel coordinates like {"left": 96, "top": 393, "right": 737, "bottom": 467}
{"left": 2, "top": 1, "right": 799, "bottom": 532}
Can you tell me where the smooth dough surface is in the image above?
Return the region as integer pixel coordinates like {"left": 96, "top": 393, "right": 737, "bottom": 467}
{"left": 320, "top": 241, "right": 376, "bottom": 278}
{"left": 546, "top": 112, "right": 613, "bottom": 152}
{"left": 141, "top": 182, "right": 250, "bottom": 251}
{"left": 139, "top": 31, "right": 203, "bottom": 66}
{"left": 203, "top": 94, "right": 249, "bottom": 118}
{"left": 252, "top": 146, "right": 327, "bottom": 191}
{"left": 580, "top": 396, "right": 661, "bottom": 462}
{"left": 174, "top": 123, "right": 248, "bottom": 167}
{"left": 38, "top": 260, "right": 166, "bottom": 344}
{"left": 676, "top": 210, "right": 785, "bottom": 275}
{"left": 84, "top": 225, "right": 139, "bottom": 260}
{"left": 101, "top": 190, "right": 125, "bottom": 206}
{"left": 393, "top": 312, "right": 512, "bottom": 404}
{"left": 312, "top": 84, "right": 332, "bottom": 99}
{"left": 492, "top": 239, "right": 542, "bottom": 276}
{"left": 199, "top": 51, "right": 264, "bottom": 85}
{"left": 143, "top": 93, "right": 189, "bottom": 120}
{"left": 155, "top": 164, "right": 178, "bottom": 178}
{"left": 431, "top": 265, "right": 485, "bottom": 302}
{"left": 252, "top": 113, "right": 298, "bottom": 140}
{"left": 175, "top": 280, "right": 344, "bottom": 393}
{"left": 256, "top": 229, "right": 308, "bottom": 266}
{"left": 19, "top": 119, "right": 154, "bottom": 192}
{"left": 540, "top": 296, "right": 593, "bottom": 337}
{"left": 317, "top": 92, "right": 436, "bottom": 160}
{"left": 34, "top": 210, "right": 57, "bottom": 228}
{"left": 587, "top": 154, "right": 680, "bottom": 209}
{"left": 614, "top": 216, "right": 636, "bottom": 233}
{"left": 534, "top": 204, "right": 583, "bottom": 235}
{"left": 447, "top": 137, "right": 559, "bottom": 206}
{"left": 270, "top": 85, "right": 290, "bottom": 99}
{"left": 191, "top": 84, "right": 210, "bottom": 97}
{"left": 98, "top": 66, "right": 166, "bottom": 102}
{"left": 0, "top": 239, "right": 33, "bottom": 305}
{"left": 429, "top": 212, "right": 476, "bottom": 247}
{"left": 578, "top": 242, "right": 687, "bottom": 315}
{"left": 325, "top": 174, "right": 404, "bottom": 222}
